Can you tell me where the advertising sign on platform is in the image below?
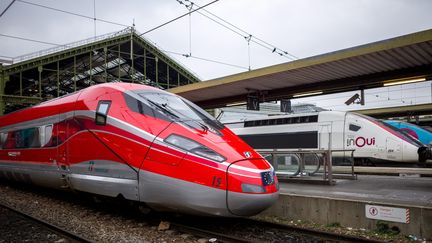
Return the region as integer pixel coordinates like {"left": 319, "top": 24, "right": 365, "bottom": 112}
{"left": 365, "top": 204, "right": 410, "bottom": 223}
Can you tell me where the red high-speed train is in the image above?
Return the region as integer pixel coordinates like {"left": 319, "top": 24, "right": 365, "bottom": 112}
{"left": 0, "top": 83, "right": 278, "bottom": 216}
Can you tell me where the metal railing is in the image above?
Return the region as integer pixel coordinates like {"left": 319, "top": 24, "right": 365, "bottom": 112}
{"left": 7, "top": 27, "right": 201, "bottom": 81}
{"left": 11, "top": 28, "right": 133, "bottom": 64}
{"left": 259, "top": 149, "right": 356, "bottom": 185}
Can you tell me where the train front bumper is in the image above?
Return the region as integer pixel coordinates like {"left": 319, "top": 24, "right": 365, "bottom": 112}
{"left": 226, "top": 159, "right": 279, "bottom": 216}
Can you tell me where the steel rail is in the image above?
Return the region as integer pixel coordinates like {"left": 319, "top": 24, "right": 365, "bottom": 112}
{"left": 249, "top": 218, "right": 386, "bottom": 243}
{"left": 0, "top": 201, "right": 95, "bottom": 243}
{"left": 170, "top": 222, "right": 250, "bottom": 243}
{"left": 167, "top": 215, "right": 386, "bottom": 243}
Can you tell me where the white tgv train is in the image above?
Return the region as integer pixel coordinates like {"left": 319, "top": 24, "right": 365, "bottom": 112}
{"left": 226, "top": 111, "right": 431, "bottom": 165}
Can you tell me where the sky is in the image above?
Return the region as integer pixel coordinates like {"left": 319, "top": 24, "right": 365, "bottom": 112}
{"left": 1, "top": 0, "right": 432, "bottom": 110}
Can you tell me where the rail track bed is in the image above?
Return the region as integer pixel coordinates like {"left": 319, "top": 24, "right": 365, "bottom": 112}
{"left": 0, "top": 181, "right": 406, "bottom": 242}
{"left": 0, "top": 204, "right": 87, "bottom": 243}
{"left": 164, "top": 215, "right": 383, "bottom": 243}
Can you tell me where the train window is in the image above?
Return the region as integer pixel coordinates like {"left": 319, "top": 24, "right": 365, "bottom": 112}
{"left": 40, "top": 125, "right": 53, "bottom": 147}
{"left": 96, "top": 100, "right": 111, "bottom": 125}
{"left": 244, "top": 115, "right": 319, "bottom": 127}
{"left": 15, "top": 128, "right": 41, "bottom": 148}
{"left": 349, "top": 124, "right": 361, "bottom": 132}
{"left": 2, "top": 128, "right": 41, "bottom": 149}
{"left": 133, "top": 90, "right": 225, "bottom": 132}
{"left": 0, "top": 133, "right": 6, "bottom": 148}
{"left": 124, "top": 93, "right": 169, "bottom": 121}
{"left": 3, "top": 132, "right": 16, "bottom": 149}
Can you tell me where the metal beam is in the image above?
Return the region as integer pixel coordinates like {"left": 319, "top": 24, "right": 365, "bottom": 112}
{"left": 104, "top": 47, "right": 107, "bottom": 82}
{"left": 192, "top": 65, "right": 432, "bottom": 109}
{"left": 143, "top": 48, "right": 146, "bottom": 80}
{"left": 155, "top": 57, "right": 159, "bottom": 86}
{"left": 1, "top": 95, "right": 41, "bottom": 104}
{"left": 73, "top": 56, "right": 77, "bottom": 91}
{"left": 3, "top": 34, "right": 131, "bottom": 76}
{"left": 57, "top": 61, "right": 60, "bottom": 97}
{"left": 171, "top": 28, "right": 432, "bottom": 95}
{"left": 0, "top": 64, "right": 5, "bottom": 115}
{"left": 0, "top": 28, "right": 201, "bottom": 114}
{"left": 132, "top": 33, "right": 199, "bottom": 84}
{"left": 38, "top": 66, "right": 42, "bottom": 97}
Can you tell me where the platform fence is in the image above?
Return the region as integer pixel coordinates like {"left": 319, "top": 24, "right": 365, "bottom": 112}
{"left": 258, "top": 149, "right": 356, "bottom": 185}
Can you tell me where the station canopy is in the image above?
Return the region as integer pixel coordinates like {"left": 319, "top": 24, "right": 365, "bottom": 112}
{"left": 169, "top": 29, "right": 432, "bottom": 109}
{"left": 0, "top": 27, "right": 200, "bottom": 115}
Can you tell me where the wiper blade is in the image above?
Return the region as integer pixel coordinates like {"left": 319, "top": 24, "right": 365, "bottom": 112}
{"left": 147, "top": 100, "right": 179, "bottom": 119}
{"left": 162, "top": 103, "right": 210, "bottom": 132}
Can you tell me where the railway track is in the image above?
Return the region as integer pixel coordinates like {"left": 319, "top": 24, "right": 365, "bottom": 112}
{"left": 165, "top": 215, "right": 385, "bottom": 243}
{"left": 0, "top": 196, "right": 378, "bottom": 243}
{"left": 0, "top": 201, "right": 94, "bottom": 243}
{"left": 0, "top": 182, "right": 400, "bottom": 242}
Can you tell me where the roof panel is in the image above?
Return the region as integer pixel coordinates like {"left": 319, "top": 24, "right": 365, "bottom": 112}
{"left": 170, "top": 29, "right": 432, "bottom": 108}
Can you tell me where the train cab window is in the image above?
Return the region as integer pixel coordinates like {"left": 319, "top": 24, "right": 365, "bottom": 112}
{"left": 95, "top": 101, "right": 111, "bottom": 125}
{"left": 349, "top": 124, "right": 361, "bottom": 132}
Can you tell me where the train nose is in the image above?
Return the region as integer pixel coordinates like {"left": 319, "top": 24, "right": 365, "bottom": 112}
{"left": 226, "top": 160, "right": 279, "bottom": 216}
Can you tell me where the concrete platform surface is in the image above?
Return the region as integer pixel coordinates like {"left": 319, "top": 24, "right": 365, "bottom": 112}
{"left": 278, "top": 175, "right": 432, "bottom": 208}
{"left": 261, "top": 175, "right": 432, "bottom": 239}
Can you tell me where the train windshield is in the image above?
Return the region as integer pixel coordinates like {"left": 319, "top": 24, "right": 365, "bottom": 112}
{"left": 132, "top": 91, "right": 224, "bottom": 132}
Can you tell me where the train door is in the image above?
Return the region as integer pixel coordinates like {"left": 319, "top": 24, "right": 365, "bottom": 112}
{"left": 318, "top": 123, "right": 332, "bottom": 150}
{"left": 344, "top": 114, "right": 368, "bottom": 163}
{"left": 57, "top": 113, "right": 67, "bottom": 168}
{"left": 386, "top": 137, "right": 402, "bottom": 161}
{"left": 56, "top": 113, "right": 70, "bottom": 188}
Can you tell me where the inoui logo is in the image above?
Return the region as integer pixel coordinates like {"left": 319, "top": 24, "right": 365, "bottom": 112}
{"left": 347, "top": 137, "right": 376, "bottom": 147}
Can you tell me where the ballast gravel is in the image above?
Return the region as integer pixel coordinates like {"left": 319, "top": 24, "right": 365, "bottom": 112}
{"left": 0, "top": 182, "right": 202, "bottom": 243}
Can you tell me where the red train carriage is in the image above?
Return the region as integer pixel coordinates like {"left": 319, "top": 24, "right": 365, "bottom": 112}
{"left": 0, "top": 83, "right": 278, "bottom": 216}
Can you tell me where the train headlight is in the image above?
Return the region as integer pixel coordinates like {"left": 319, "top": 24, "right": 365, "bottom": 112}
{"left": 241, "top": 183, "right": 266, "bottom": 193}
{"left": 165, "top": 134, "right": 226, "bottom": 162}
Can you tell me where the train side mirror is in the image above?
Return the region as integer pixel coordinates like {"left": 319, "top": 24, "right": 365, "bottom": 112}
{"left": 95, "top": 101, "right": 111, "bottom": 126}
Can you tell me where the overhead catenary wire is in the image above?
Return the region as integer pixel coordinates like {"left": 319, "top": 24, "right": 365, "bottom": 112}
{"left": 0, "top": 32, "right": 247, "bottom": 72}
{"left": 0, "top": 55, "right": 14, "bottom": 59}
{"left": 15, "top": 0, "right": 129, "bottom": 27}
{"left": 3, "top": 0, "right": 248, "bottom": 71}
{"left": 3, "top": 0, "right": 281, "bottom": 72}
{"left": 176, "top": 0, "right": 298, "bottom": 60}
{"left": 0, "top": 0, "right": 16, "bottom": 18}
{"left": 140, "top": 0, "right": 219, "bottom": 36}
{"left": 164, "top": 50, "right": 249, "bottom": 70}
{"left": 190, "top": 0, "right": 298, "bottom": 60}
{"left": 0, "top": 33, "right": 62, "bottom": 46}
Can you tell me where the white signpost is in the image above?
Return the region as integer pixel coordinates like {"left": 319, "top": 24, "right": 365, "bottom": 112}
{"left": 365, "top": 204, "right": 410, "bottom": 223}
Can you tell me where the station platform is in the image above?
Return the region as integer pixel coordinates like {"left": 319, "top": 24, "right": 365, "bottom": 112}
{"left": 259, "top": 175, "right": 432, "bottom": 239}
